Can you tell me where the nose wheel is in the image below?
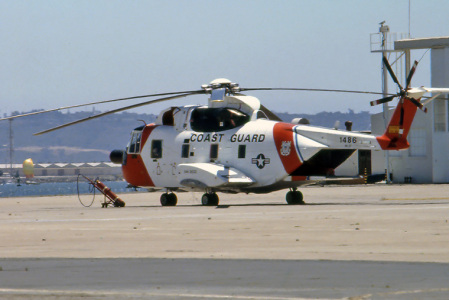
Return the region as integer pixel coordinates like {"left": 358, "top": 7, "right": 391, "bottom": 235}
{"left": 201, "top": 192, "right": 219, "bottom": 206}
{"left": 286, "top": 189, "right": 304, "bottom": 205}
{"left": 160, "top": 192, "right": 178, "bottom": 206}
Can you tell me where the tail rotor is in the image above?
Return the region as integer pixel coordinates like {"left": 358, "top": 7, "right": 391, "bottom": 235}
{"left": 370, "top": 56, "right": 426, "bottom": 113}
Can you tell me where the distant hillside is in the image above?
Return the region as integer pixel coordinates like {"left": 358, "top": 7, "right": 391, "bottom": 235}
{"left": 276, "top": 109, "right": 371, "bottom": 131}
{"left": 0, "top": 110, "right": 157, "bottom": 164}
{"left": 0, "top": 109, "right": 371, "bottom": 164}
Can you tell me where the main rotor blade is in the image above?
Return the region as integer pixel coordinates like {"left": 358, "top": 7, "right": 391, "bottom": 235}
{"left": 0, "top": 90, "right": 204, "bottom": 121}
{"left": 421, "top": 93, "right": 442, "bottom": 107}
{"left": 405, "top": 60, "right": 419, "bottom": 90}
{"left": 240, "top": 87, "right": 387, "bottom": 96}
{"left": 370, "top": 95, "right": 396, "bottom": 106}
{"left": 34, "top": 92, "right": 201, "bottom": 135}
{"left": 382, "top": 56, "right": 403, "bottom": 91}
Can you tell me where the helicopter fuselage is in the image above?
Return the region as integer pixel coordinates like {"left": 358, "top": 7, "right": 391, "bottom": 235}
{"left": 120, "top": 103, "right": 379, "bottom": 194}
{"left": 106, "top": 77, "right": 428, "bottom": 206}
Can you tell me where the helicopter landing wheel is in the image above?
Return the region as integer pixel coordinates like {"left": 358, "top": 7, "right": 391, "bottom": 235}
{"left": 160, "top": 192, "right": 177, "bottom": 206}
{"left": 286, "top": 190, "right": 305, "bottom": 205}
{"left": 201, "top": 192, "right": 219, "bottom": 206}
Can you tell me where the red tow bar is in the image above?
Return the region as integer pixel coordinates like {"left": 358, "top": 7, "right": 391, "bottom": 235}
{"left": 81, "top": 175, "right": 126, "bottom": 207}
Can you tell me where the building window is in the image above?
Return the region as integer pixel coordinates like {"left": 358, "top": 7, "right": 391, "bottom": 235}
{"left": 409, "top": 129, "right": 426, "bottom": 157}
{"left": 434, "top": 99, "right": 446, "bottom": 132}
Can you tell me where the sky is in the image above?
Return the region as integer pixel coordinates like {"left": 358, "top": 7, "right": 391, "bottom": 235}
{"left": 1, "top": 0, "right": 449, "bottom": 117}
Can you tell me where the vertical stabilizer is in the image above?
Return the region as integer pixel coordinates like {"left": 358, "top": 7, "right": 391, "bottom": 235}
{"left": 376, "top": 97, "right": 420, "bottom": 150}
{"left": 373, "top": 57, "right": 424, "bottom": 150}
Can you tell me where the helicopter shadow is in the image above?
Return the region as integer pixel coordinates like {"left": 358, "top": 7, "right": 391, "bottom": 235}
{"left": 130, "top": 203, "right": 288, "bottom": 209}
{"left": 127, "top": 200, "right": 449, "bottom": 209}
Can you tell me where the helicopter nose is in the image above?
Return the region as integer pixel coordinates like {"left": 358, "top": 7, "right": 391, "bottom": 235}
{"left": 110, "top": 149, "right": 124, "bottom": 164}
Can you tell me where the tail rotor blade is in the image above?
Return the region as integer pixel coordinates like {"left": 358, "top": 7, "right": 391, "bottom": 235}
{"left": 383, "top": 56, "right": 403, "bottom": 91}
{"left": 408, "top": 97, "right": 427, "bottom": 113}
{"left": 405, "top": 60, "right": 419, "bottom": 90}
{"left": 370, "top": 95, "right": 396, "bottom": 106}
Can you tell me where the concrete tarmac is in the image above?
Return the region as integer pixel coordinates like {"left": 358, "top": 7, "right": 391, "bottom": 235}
{"left": 1, "top": 183, "right": 449, "bottom": 299}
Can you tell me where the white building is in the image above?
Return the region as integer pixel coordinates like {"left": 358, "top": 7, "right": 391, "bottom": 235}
{"left": 0, "top": 162, "right": 122, "bottom": 183}
{"left": 371, "top": 37, "right": 449, "bottom": 183}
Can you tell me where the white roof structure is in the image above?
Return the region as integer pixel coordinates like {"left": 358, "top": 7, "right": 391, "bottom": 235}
{"left": 395, "top": 36, "right": 449, "bottom": 50}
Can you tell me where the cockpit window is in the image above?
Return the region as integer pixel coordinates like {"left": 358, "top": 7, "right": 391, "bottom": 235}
{"left": 190, "top": 108, "right": 250, "bottom": 132}
{"left": 128, "top": 131, "right": 142, "bottom": 154}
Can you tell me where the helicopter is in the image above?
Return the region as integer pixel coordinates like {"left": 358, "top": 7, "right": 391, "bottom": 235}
{"left": 3, "top": 57, "right": 449, "bottom": 206}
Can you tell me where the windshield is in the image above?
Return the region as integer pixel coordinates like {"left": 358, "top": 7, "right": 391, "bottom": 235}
{"left": 128, "top": 130, "right": 142, "bottom": 154}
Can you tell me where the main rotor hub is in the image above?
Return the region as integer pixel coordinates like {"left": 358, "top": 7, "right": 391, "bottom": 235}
{"left": 201, "top": 78, "right": 240, "bottom": 95}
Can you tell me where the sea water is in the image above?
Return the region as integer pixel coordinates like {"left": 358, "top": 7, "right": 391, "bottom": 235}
{"left": 0, "top": 181, "right": 145, "bottom": 198}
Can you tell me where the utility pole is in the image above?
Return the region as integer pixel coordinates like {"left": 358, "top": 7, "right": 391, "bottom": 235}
{"left": 9, "top": 118, "right": 14, "bottom": 177}
{"left": 371, "top": 23, "right": 409, "bottom": 184}
{"left": 380, "top": 21, "right": 391, "bottom": 183}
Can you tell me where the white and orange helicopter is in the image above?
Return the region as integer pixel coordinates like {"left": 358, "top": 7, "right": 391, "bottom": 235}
{"left": 3, "top": 57, "right": 449, "bottom": 206}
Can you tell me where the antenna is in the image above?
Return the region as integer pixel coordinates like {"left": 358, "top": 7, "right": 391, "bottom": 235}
{"left": 408, "top": 0, "right": 411, "bottom": 37}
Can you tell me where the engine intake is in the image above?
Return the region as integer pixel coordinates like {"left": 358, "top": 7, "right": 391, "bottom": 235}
{"left": 110, "top": 149, "right": 124, "bottom": 164}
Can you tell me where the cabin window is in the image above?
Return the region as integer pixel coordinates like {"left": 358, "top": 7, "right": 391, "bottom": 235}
{"left": 151, "top": 140, "right": 163, "bottom": 159}
{"left": 238, "top": 145, "right": 246, "bottom": 158}
{"left": 190, "top": 107, "right": 250, "bottom": 132}
{"left": 210, "top": 144, "right": 219, "bottom": 159}
{"left": 181, "top": 144, "right": 190, "bottom": 158}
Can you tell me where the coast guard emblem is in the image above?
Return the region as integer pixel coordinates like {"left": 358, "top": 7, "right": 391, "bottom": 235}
{"left": 280, "top": 141, "right": 291, "bottom": 156}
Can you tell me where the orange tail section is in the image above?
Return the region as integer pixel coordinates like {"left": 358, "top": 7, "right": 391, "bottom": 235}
{"left": 376, "top": 97, "right": 420, "bottom": 150}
